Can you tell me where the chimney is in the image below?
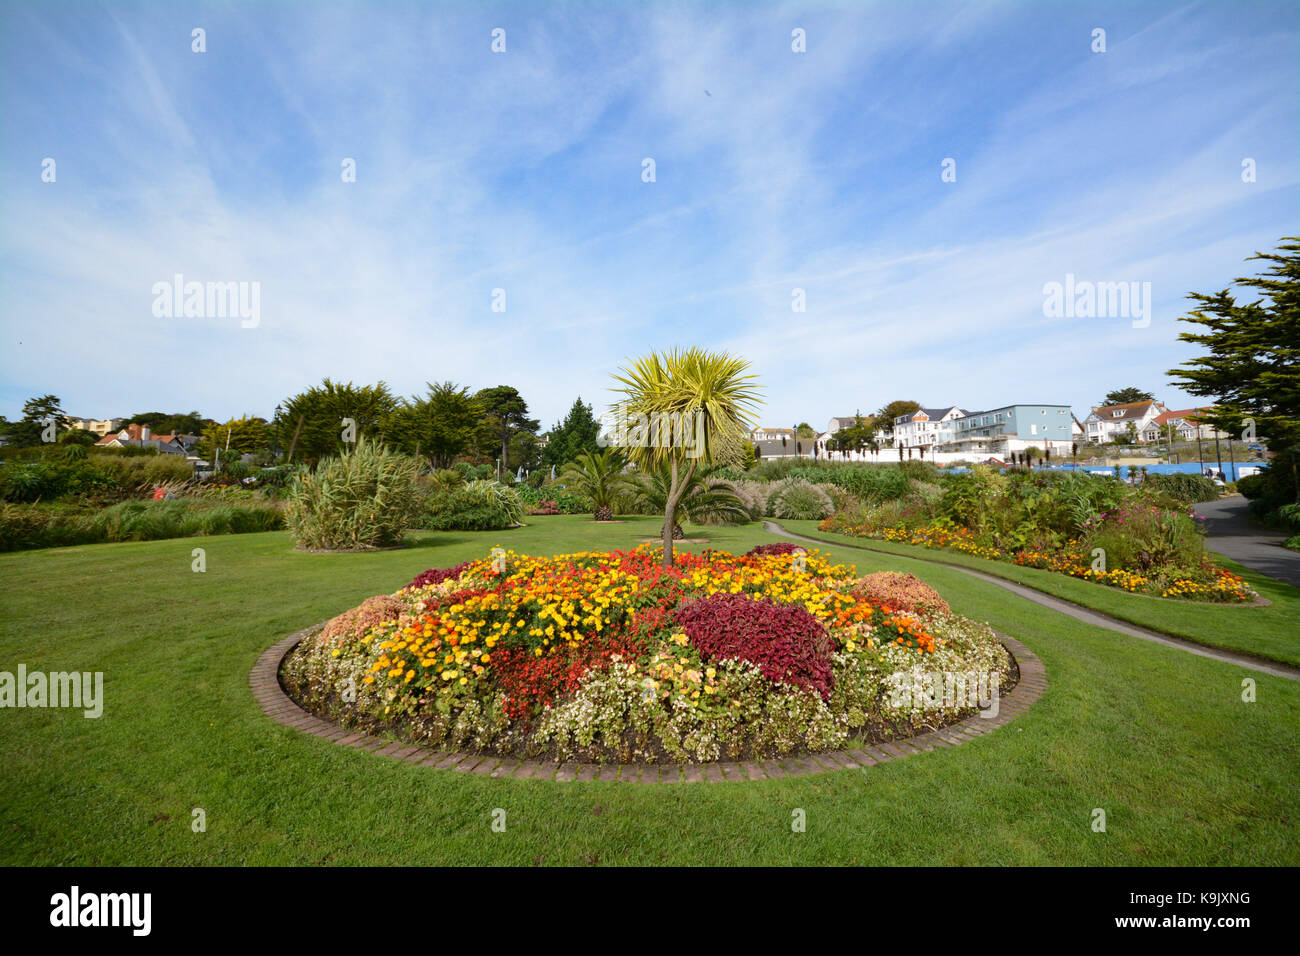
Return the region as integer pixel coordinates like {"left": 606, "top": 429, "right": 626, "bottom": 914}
{"left": 141, "top": 426, "right": 151, "bottom": 441}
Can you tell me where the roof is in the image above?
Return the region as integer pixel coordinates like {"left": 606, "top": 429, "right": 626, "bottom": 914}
{"left": 95, "top": 423, "right": 188, "bottom": 452}
{"left": 1088, "top": 400, "right": 1160, "bottom": 421}
{"left": 898, "top": 405, "right": 966, "bottom": 423}
{"left": 97, "top": 424, "right": 150, "bottom": 444}
{"left": 752, "top": 438, "right": 813, "bottom": 458}
{"left": 1150, "top": 407, "right": 1210, "bottom": 427}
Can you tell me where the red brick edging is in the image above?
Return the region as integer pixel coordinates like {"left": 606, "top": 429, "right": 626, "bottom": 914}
{"left": 250, "top": 627, "right": 1047, "bottom": 783}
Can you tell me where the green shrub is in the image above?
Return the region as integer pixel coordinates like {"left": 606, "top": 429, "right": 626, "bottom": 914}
{"left": 421, "top": 480, "right": 525, "bottom": 531}
{"left": 512, "top": 484, "right": 544, "bottom": 507}
{"left": 554, "top": 491, "right": 593, "bottom": 515}
{"left": 426, "top": 468, "right": 466, "bottom": 492}
{"left": 284, "top": 440, "right": 424, "bottom": 550}
{"left": 1276, "top": 503, "right": 1300, "bottom": 532}
{"left": 1143, "top": 472, "right": 1220, "bottom": 505}
{"left": 898, "top": 460, "right": 941, "bottom": 482}
{"left": 1236, "top": 473, "right": 1267, "bottom": 499}
{"left": 0, "top": 499, "right": 282, "bottom": 552}
{"left": 451, "top": 461, "right": 494, "bottom": 482}
{"left": 1080, "top": 506, "right": 1206, "bottom": 572}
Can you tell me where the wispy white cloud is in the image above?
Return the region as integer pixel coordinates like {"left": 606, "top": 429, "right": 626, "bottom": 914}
{"left": 0, "top": 0, "right": 1296, "bottom": 429}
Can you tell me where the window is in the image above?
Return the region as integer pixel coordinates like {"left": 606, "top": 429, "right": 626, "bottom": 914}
{"left": 1031, "top": 424, "right": 1038, "bottom": 435}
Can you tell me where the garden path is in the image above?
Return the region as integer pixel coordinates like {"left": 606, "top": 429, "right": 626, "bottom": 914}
{"left": 1193, "top": 495, "right": 1300, "bottom": 589}
{"left": 764, "top": 521, "right": 1300, "bottom": 681}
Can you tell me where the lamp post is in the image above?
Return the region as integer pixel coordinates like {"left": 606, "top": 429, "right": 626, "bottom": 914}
{"left": 273, "top": 404, "right": 282, "bottom": 461}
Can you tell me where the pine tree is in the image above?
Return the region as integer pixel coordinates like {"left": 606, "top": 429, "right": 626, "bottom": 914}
{"left": 1169, "top": 238, "right": 1300, "bottom": 502}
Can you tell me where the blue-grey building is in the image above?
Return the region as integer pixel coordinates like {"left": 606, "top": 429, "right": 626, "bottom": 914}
{"left": 937, "top": 404, "right": 1075, "bottom": 458}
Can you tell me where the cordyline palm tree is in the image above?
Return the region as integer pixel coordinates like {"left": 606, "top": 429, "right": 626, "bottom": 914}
{"left": 611, "top": 348, "right": 762, "bottom": 566}
{"left": 633, "top": 463, "right": 749, "bottom": 538}
{"left": 558, "top": 447, "right": 630, "bottom": 521}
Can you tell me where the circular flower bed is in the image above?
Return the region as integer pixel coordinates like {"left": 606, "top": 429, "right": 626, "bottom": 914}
{"left": 281, "top": 545, "right": 1016, "bottom": 763}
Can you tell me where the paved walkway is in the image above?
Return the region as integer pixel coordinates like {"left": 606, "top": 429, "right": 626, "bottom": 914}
{"left": 1192, "top": 495, "right": 1300, "bottom": 589}
{"left": 764, "top": 521, "right": 1300, "bottom": 681}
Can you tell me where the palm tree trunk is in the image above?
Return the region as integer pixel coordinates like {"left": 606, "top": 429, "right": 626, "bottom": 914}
{"left": 661, "top": 458, "right": 695, "bottom": 567}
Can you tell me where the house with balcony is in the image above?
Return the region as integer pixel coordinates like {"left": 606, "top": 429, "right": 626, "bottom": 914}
{"left": 938, "top": 404, "right": 1076, "bottom": 459}
{"left": 893, "top": 406, "right": 968, "bottom": 455}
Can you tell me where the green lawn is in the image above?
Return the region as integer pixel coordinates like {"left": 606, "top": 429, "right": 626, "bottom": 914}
{"left": 778, "top": 519, "right": 1300, "bottom": 669}
{"left": 1, "top": 515, "right": 1296, "bottom": 865}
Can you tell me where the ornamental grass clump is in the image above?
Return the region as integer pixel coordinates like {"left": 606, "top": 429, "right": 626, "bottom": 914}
{"left": 284, "top": 439, "right": 424, "bottom": 551}
{"left": 766, "top": 478, "right": 834, "bottom": 520}
{"left": 421, "top": 479, "right": 525, "bottom": 531}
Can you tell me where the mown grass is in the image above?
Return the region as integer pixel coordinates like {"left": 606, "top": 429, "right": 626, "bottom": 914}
{"left": 0, "top": 515, "right": 1296, "bottom": 865}
{"left": 779, "top": 519, "right": 1300, "bottom": 668}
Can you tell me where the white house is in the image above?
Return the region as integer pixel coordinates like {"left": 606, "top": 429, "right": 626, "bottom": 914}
{"left": 1084, "top": 401, "right": 1166, "bottom": 443}
{"left": 893, "top": 406, "right": 968, "bottom": 453}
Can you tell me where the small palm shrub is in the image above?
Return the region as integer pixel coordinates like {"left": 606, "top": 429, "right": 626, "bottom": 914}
{"left": 632, "top": 463, "right": 750, "bottom": 530}
{"left": 284, "top": 440, "right": 424, "bottom": 550}
{"left": 422, "top": 479, "right": 524, "bottom": 531}
{"left": 559, "top": 449, "right": 630, "bottom": 521}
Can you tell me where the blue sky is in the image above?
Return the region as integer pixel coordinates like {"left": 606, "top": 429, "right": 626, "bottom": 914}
{"left": 1, "top": 0, "right": 1297, "bottom": 431}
